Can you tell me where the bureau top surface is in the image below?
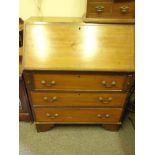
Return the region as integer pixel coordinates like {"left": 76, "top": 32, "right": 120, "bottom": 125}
{"left": 23, "top": 17, "right": 134, "bottom": 72}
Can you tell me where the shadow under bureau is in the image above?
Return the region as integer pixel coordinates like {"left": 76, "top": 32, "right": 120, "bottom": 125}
{"left": 23, "top": 17, "right": 134, "bottom": 132}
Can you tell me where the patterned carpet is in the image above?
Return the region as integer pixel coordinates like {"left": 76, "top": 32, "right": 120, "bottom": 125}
{"left": 19, "top": 117, "right": 134, "bottom": 155}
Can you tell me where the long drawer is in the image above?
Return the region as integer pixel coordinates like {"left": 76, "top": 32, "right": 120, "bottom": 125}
{"left": 31, "top": 92, "right": 127, "bottom": 107}
{"left": 34, "top": 108, "right": 123, "bottom": 123}
{"left": 32, "top": 73, "right": 128, "bottom": 91}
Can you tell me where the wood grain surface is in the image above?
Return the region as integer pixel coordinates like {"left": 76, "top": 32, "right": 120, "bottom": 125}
{"left": 23, "top": 17, "right": 134, "bottom": 72}
{"left": 31, "top": 91, "right": 127, "bottom": 107}
{"left": 34, "top": 108, "right": 123, "bottom": 122}
{"left": 32, "top": 72, "right": 127, "bottom": 90}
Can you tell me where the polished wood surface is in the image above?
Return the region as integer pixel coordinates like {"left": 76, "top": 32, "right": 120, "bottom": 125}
{"left": 19, "top": 17, "right": 32, "bottom": 122}
{"left": 23, "top": 17, "right": 134, "bottom": 131}
{"left": 36, "top": 124, "right": 55, "bottom": 132}
{"left": 19, "top": 78, "right": 32, "bottom": 121}
{"left": 87, "top": 2, "right": 112, "bottom": 18}
{"left": 19, "top": 47, "right": 23, "bottom": 57}
{"left": 112, "top": 1, "right": 134, "bottom": 19}
{"left": 19, "top": 18, "right": 24, "bottom": 31}
{"left": 34, "top": 108, "right": 123, "bottom": 122}
{"left": 102, "top": 124, "right": 121, "bottom": 131}
{"left": 85, "top": 0, "right": 135, "bottom": 23}
{"left": 83, "top": 15, "right": 135, "bottom": 23}
{"left": 32, "top": 72, "right": 128, "bottom": 91}
{"left": 19, "top": 79, "right": 27, "bottom": 112}
{"left": 86, "top": 0, "right": 134, "bottom": 19}
{"left": 31, "top": 92, "right": 127, "bottom": 107}
{"left": 19, "top": 113, "right": 31, "bottom": 121}
{"left": 19, "top": 61, "right": 23, "bottom": 78}
{"left": 88, "top": 0, "right": 112, "bottom": 2}
{"left": 35, "top": 123, "right": 121, "bottom": 132}
{"left": 23, "top": 17, "right": 134, "bottom": 72}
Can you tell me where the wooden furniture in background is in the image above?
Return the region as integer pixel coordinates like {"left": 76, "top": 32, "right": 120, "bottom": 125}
{"left": 19, "top": 18, "right": 32, "bottom": 121}
{"left": 23, "top": 17, "right": 134, "bottom": 132}
{"left": 84, "top": 0, "right": 135, "bottom": 23}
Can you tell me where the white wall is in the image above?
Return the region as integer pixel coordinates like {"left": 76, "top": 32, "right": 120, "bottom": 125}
{"left": 19, "top": 0, "right": 87, "bottom": 20}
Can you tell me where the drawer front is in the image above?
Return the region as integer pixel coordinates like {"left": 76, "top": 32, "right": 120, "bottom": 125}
{"left": 112, "top": 1, "right": 135, "bottom": 18}
{"left": 32, "top": 73, "right": 127, "bottom": 90}
{"left": 88, "top": 0, "right": 112, "bottom": 2}
{"left": 31, "top": 92, "right": 127, "bottom": 107}
{"left": 34, "top": 108, "right": 123, "bottom": 122}
{"left": 86, "top": 2, "right": 112, "bottom": 18}
{"left": 113, "top": 0, "right": 134, "bottom": 2}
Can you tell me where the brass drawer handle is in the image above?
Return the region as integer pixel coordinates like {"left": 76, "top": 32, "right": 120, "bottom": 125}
{"left": 98, "top": 97, "right": 112, "bottom": 104}
{"left": 95, "top": 6, "right": 104, "bottom": 13}
{"left": 120, "top": 6, "right": 129, "bottom": 14}
{"left": 101, "top": 80, "right": 116, "bottom": 88}
{"left": 41, "top": 80, "right": 56, "bottom": 87}
{"left": 97, "top": 114, "right": 110, "bottom": 119}
{"left": 43, "top": 96, "right": 57, "bottom": 102}
{"left": 46, "top": 113, "right": 59, "bottom": 118}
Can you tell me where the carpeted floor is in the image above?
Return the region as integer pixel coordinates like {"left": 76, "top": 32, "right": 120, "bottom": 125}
{"left": 19, "top": 117, "right": 134, "bottom": 155}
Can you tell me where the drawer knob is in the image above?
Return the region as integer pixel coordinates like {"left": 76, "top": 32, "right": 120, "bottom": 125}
{"left": 46, "top": 113, "right": 59, "bottom": 118}
{"left": 41, "top": 80, "right": 46, "bottom": 84}
{"left": 41, "top": 80, "right": 56, "bottom": 87}
{"left": 101, "top": 81, "right": 116, "bottom": 88}
{"left": 46, "top": 113, "right": 51, "bottom": 117}
{"left": 52, "top": 96, "right": 57, "bottom": 101}
{"left": 111, "top": 81, "right": 116, "bottom": 85}
{"left": 105, "top": 114, "right": 110, "bottom": 118}
{"left": 43, "top": 96, "right": 48, "bottom": 101}
{"left": 51, "top": 81, "right": 56, "bottom": 85}
{"left": 97, "top": 114, "right": 110, "bottom": 119}
{"left": 54, "top": 113, "right": 59, "bottom": 117}
{"left": 95, "top": 6, "right": 104, "bottom": 13}
{"left": 120, "top": 6, "right": 129, "bottom": 14}
{"left": 43, "top": 96, "right": 57, "bottom": 102}
{"left": 98, "top": 97, "right": 103, "bottom": 101}
{"left": 97, "top": 114, "right": 102, "bottom": 118}
{"left": 98, "top": 97, "right": 112, "bottom": 103}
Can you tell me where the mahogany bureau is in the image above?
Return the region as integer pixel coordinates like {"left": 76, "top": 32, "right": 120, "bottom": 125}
{"left": 23, "top": 17, "right": 134, "bottom": 132}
